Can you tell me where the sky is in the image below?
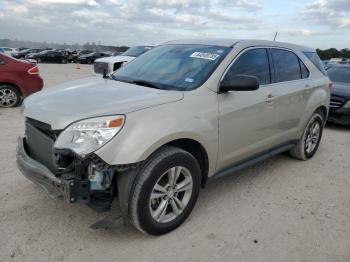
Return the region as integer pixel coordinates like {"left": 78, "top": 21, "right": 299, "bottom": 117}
{"left": 0, "top": 0, "right": 349, "bottom": 49}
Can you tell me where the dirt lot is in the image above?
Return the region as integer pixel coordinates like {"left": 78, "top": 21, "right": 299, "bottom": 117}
{"left": 0, "top": 64, "right": 349, "bottom": 262}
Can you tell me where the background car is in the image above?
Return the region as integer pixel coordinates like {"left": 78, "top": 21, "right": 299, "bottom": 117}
{"left": 94, "top": 45, "right": 153, "bottom": 75}
{"left": 13, "top": 48, "right": 43, "bottom": 59}
{"left": 327, "top": 65, "right": 350, "bottom": 126}
{"left": 66, "top": 49, "right": 92, "bottom": 63}
{"left": 28, "top": 50, "right": 68, "bottom": 63}
{"left": 0, "top": 53, "right": 43, "bottom": 107}
{"left": 16, "top": 47, "right": 29, "bottom": 52}
{"left": 78, "top": 52, "right": 110, "bottom": 64}
{"left": 0, "top": 47, "right": 16, "bottom": 56}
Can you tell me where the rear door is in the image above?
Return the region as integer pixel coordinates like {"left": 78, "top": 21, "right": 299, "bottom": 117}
{"left": 217, "top": 48, "right": 281, "bottom": 170}
{"left": 268, "top": 48, "right": 310, "bottom": 143}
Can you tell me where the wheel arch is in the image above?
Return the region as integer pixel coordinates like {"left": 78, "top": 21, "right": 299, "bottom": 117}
{"left": 315, "top": 105, "right": 328, "bottom": 123}
{"left": 0, "top": 82, "right": 23, "bottom": 96}
{"left": 163, "top": 138, "right": 209, "bottom": 188}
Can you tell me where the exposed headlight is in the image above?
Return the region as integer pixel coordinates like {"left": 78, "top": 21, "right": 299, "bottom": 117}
{"left": 343, "top": 100, "right": 350, "bottom": 109}
{"left": 54, "top": 115, "right": 125, "bottom": 157}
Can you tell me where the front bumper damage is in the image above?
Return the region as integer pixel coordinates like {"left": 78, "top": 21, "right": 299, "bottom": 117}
{"left": 16, "top": 135, "right": 142, "bottom": 219}
{"left": 16, "top": 137, "right": 90, "bottom": 203}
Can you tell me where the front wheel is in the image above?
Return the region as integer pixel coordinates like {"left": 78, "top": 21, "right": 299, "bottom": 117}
{"left": 290, "top": 111, "right": 324, "bottom": 160}
{"left": 129, "top": 146, "right": 201, "bottom": 235}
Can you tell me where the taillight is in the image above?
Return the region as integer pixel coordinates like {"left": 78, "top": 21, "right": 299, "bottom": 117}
{"left": 28, "top": 66, "right": 39, "bottom": 75}
{"left": 328, "top": 80, "right": 333, "bottom": 90}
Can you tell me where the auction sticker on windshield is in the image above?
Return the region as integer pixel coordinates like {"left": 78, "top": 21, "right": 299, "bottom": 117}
{"left": 190, "top": 52, "right": 220, "bottom": 61}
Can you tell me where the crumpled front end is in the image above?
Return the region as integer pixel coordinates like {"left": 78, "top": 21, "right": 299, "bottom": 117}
{"left": 16, "top": 118, "right": 121, "bottom": 211}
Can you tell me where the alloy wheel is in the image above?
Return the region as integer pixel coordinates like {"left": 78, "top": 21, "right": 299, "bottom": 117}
{"left": 149, "top": 166, "right": 193, "bottom": 223}
{"left": 305, "top": 120, "right": 321, "bottom": 154}
{"left": 0, "top": 88, "right": 18, "bottom": 107}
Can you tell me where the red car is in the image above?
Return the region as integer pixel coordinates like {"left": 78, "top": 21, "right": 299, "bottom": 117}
{"left": 0, "top": 53, "right": 43, "bottom": 107}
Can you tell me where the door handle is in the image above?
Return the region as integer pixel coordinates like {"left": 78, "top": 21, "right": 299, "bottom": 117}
{"left": 265, "top": 94, "right": 275, "bottom": 103}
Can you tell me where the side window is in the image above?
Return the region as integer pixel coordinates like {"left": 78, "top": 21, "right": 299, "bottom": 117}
{"left": 271, "top": 49, "right": 301, "bottom": 82}
{"left": 223, "top": 48, "right": 271, "bottom": 85}
{"left": 299, "top": 60, "right": 310, "bottom": 79}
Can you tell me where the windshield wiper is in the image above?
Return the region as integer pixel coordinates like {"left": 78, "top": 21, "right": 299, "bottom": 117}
{"left": 132, "top": 80, "right": 162, "bottom": 89}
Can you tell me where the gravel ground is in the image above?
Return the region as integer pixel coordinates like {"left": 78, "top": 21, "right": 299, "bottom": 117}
{"left": 0, "top": 64, "right": 349, "bottom": 262}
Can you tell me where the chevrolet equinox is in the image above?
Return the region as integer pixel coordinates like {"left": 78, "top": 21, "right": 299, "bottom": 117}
{"left": 17, "top": 39, "right": 330, "bottom": 235}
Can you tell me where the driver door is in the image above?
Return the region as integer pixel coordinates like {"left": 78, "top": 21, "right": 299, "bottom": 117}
{"left": 217, "top": 48, "right": 281, "bottom": 171}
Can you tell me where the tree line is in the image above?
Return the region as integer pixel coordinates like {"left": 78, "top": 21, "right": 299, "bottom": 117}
{"left": 316, "top": 48, "right": 350, "bottom": 60}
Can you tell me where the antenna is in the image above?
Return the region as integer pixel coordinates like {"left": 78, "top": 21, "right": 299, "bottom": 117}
{"left": 273, "top": 32, "right": 279, "bottom": 41}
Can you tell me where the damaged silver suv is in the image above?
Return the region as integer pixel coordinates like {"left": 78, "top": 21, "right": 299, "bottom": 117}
{"left": 17, "top": 39, "right": 330, "bottom": 235}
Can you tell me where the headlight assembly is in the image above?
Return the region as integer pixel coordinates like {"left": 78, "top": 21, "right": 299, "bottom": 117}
{"left": 54, "top": 115, "right": 125, "bottom": 157}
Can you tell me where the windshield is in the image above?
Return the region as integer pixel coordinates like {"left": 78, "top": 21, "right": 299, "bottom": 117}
{"left": 327, "top": 67, "right": 350, "bottom": 84}
{"left": 112, "top": 44, "right": 231, "bottom": 91}
{"left": 121, "top": 46, "right": 153, "bottom": 57}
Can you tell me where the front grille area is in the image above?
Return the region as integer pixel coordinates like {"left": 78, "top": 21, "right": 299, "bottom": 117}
{"left": 26, "top": 118, "right": 60, "bottom": 140}
{"left": 94, "top": 61, "right": 109, "bottom": 74}
{"left": 330, "top": 95, "right": 345, "bottom": 111}
{"left": 25, "top": 118, "right": 61, "bottom": 172}
{"left": 330, "top": 101, "right": 343, "bottom": 110}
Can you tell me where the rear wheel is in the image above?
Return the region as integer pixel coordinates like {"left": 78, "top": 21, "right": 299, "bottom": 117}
{"left": 289, "top": 112, "right": 324, "bottom": 160}
{"left": 0, "top": 85, "right": 22, "bottom": 108}
{"left": 129, "top": 146, "right": 201, "bottom": 235}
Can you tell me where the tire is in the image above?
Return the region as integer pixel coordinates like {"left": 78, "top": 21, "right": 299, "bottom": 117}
{"left": 129, "top": 146, "right": 201, "bottom": 235}
{"left": 0, "top": 85, "right": 22, "bottom": 108}
{"left": 289, "top": 111, "right": 324, "bottom": 160}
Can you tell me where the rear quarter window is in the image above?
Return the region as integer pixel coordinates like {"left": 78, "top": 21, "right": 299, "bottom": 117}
{"left": 303, "top": 52, "right": 327, "bottom": 75}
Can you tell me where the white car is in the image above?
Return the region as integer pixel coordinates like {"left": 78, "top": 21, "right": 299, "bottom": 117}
{"left": 94, "top": 45, "right": 153, "bottom": 75}
{"left": 1, "top": 47, "right": 16, "bottom": 56}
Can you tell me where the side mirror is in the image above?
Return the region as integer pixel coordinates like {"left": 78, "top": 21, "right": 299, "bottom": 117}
{"left": 219, "top": 75, "right": 259, "bottom": 92}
